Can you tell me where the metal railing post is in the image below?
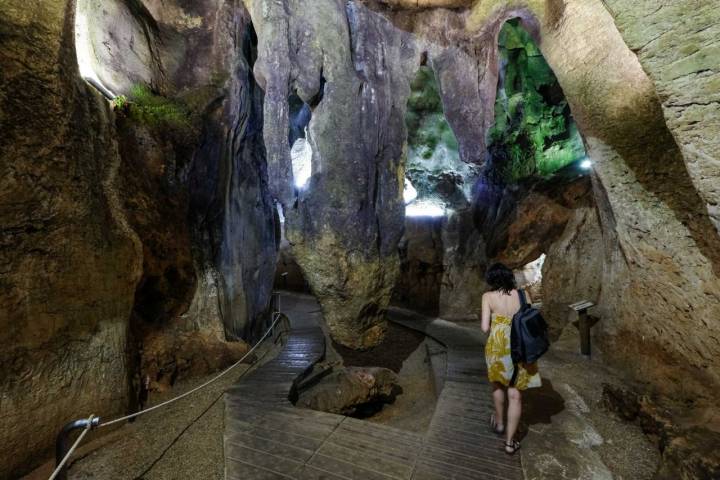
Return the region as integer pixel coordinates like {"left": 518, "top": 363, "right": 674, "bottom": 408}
{"left": 54, "top": 417, "right": 100, "bottom": 480}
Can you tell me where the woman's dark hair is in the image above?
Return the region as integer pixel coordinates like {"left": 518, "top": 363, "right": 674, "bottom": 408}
{"left": 485, "top": 262, "right": 516, "bottom": 294}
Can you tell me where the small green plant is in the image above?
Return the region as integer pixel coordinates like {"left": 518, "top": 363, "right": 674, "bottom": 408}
{"left": 113, "top": 95, "right": 128, "bottom": 110}
{"left": 126, "top": 84, "right": 194, "bottom": 132}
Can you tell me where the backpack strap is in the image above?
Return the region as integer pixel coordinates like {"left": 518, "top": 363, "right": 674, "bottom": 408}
{"left": 517, "top": 289, "right": 528, "bottom": 310}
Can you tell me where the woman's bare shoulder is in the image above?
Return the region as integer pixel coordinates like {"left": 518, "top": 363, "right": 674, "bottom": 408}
{"left": 482, "top": 290, "right": 496, "bottom": 303}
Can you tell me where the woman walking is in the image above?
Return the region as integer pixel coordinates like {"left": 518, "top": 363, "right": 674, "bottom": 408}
{"left": 481, "top": 262, "right": 541, "bottom": 455}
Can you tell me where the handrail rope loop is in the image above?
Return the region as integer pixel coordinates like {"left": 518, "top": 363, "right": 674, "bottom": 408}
{"left": 48, "top": 293, "right": 286, "bottom": 480}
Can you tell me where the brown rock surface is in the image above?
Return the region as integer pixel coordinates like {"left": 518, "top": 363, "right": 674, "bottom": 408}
{"left": 394, "top": 217, "right": 444, "bottom": 315}
{"left": 1, "top": 1, "right": 276, "bottom": 476}
{"left": 0, "top": 3, "right": 142, "bottom": 477}
{"left": 296, "top": 366, "right": 400, "bottom": 416}
{"left": 541, "top": 205, "right": 603, "bottom": 337}
{"left": 603, "top": 384, "right": 720, "bottom": 480}
{"left": 139, "top": 329, "right": 249, "bottom": 393}
{"left": 464, "top": 0, "right": 720, "bottom": 402}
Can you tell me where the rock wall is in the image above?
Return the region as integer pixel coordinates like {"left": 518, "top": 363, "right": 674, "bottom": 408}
{"left": 465, "top": 0, "right": 720, "bottom": 401}
{"left": 394, "top": 217, "right": 444, "bottom": 315}
{"left": 541, "top": 205, "right": 604, "bottom": 338}
{"left": 0, "top": 3, "right": 141, "bottom": 477}
{"left": 438, "top": 207, "right": 488, "bottom": 320}
{"left": 0, "top": 0, "right": 277, "bottom": 476}
{"left": 607, "top": 0, "right": 720, "bottom": 234}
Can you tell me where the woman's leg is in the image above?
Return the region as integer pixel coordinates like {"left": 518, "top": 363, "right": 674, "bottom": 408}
{"left": 492, "top": 382, "right": 505, "bottom": 429}
{"left": 506, "top": 387, "right": 522, "bottom": 443}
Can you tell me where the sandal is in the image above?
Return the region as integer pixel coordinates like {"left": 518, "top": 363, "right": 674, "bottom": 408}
{"left": 490, "top": 414, "right": 505, "bottom": 435}
{"left": 504, "top": 439, "right": 521, "bottom": 455}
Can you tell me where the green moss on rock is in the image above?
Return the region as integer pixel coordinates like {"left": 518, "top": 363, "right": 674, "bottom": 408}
{"left": 489, "top": 19, "right": 586, "bottom": 182}
{"left": 126, "top": 85, "right": 193, "bottom": 130}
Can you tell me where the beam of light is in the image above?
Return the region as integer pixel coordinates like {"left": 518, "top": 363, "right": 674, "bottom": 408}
{"left": 580, "top": 159, "right": 593, "bottom": 170}
{"left": 74, "top": 8, "right": 116, "bottom": 99}
{"left": 405, "top": 200, "right": 446, "bottom": 218}
{"left": 290, "top": 137, "right": 312, "bottom": 189}
{"left": 403, "top": 178, "right": 418, "bottom": 205}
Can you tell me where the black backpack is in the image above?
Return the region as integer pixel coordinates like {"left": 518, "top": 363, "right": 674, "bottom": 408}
{"left": 510, "top": 289, "right": 549, "bottom": 364}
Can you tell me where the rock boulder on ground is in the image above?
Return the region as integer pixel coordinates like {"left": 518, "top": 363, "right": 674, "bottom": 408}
{"left": 297, "top": 366, "right": 400, "bottom": 417}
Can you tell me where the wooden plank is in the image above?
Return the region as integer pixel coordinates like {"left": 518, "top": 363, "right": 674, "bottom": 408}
{"left": 421, "top": 447, "right": 523, "bottom": 478}
{"left": 226, "top": 443, "right": 304, "bottom": 475}
{"left": 328, "top": 430, "right": 422, "bottom": 461}
{"left": 317, "top": 442, "right": 415, "bottom": 479}
{"left": 226, "top": 457, "right": 292, "bottom": 480}
{"left": 293, "top": 464, "right": 350, "bottom": 480}
{"left": 226, "top": 419, "right": 328, "bottom": 451}
{"left": 226, "top": 432, "right": 315, "bottom": 463}
{"left": 308, "top": 453, "right": 399, "bottom": 480}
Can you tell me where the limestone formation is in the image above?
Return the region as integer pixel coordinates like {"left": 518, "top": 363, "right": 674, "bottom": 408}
{"left": 244, "top": 0, "right": 432, "bottom": 349}
{"left": 0, "top": 4, "right": 141, "bottom": 477}
{"left": 3, "top": 0, "right": 720, "bottom": 477}
{"left": 1, "top": 1, "right": 276, "bottom": 476}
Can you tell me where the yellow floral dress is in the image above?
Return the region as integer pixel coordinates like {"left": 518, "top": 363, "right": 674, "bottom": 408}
{"left": 485, "top": 314, "right": 541, "bottom": 390}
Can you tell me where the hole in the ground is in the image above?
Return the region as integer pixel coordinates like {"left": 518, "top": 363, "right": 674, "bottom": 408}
{"left": 293, "top": 321, "right": 438, "bottom": 431}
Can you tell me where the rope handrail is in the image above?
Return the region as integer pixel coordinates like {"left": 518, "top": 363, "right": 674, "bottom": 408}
{"left": 50, "top": 292, "right": 286, "bottom": 480}
{"left": 100, "top": 311, "right": 283, "bottom": 428}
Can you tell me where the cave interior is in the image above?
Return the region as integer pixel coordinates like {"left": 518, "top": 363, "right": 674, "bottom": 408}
{"left": 1, "top": 0, "right": 719, "bottom": 479}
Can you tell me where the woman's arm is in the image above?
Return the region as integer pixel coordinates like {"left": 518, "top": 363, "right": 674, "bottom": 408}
{"left": 481, "top": 292, "right": 491, "bottom": 333}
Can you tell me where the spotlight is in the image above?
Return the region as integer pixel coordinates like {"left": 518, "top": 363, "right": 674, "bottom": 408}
{"left": 580, "top": 159, "right": 593, "bottom": 170}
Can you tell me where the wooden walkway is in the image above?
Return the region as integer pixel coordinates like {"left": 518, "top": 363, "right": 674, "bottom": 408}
{"left": 390, "top": 311, "right": 523, "bottom": 480}
{"left": 224, "top": 294, "right": 523, "bottom": 479}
